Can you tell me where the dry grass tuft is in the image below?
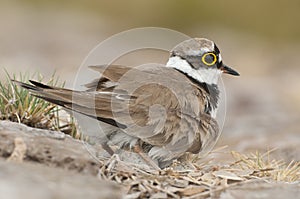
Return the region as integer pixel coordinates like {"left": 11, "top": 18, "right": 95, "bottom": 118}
{"left": 0, "top": 71, "right": 78, "bottom": 138}
{"left": 231, "top": 150, "right": 300, "bottom": 182}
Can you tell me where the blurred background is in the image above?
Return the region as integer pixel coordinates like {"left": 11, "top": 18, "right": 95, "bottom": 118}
{"left": 1, "top": 0, "right": 299, "bottom": 161}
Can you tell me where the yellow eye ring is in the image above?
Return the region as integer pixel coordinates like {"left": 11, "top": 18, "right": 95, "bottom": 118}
{"left": 202, "top": 52, "right": 217, "bottom": 66}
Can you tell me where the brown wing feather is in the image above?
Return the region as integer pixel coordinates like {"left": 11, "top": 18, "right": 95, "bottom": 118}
{"left": 89, "top": 65, "right": 131, "bottom": 81}
{"left": 86, "top": 65, "right": 133, "bottom": 91}
{"left": 86, "top": 65, "right": 211, "bottom": 151}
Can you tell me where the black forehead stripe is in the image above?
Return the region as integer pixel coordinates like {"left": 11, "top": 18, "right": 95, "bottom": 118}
{"left": 214, "top": 44, "right": 220, "bottom": 54}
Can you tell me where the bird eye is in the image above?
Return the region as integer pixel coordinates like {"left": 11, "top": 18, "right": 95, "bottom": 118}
{"left": 202, "top": 52, "right": 217, "bottom": 66}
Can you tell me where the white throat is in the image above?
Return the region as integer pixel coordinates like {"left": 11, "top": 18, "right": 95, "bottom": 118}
{"left": 166, "top": 56, "right": 222, "bottom": 85}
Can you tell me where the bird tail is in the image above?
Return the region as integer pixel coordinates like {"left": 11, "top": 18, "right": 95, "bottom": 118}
{"left": 12, "top": 80, "right": 120, "bottom": 127}
{"left": 12, "top": 79, "right": 75, "bottom": 107}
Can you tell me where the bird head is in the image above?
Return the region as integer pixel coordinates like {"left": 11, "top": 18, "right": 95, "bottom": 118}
{"left": 166, "top": 38, "right": 239, "bottom": 85}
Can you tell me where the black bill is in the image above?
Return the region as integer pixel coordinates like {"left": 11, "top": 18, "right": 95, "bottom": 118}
{"left": 221, "top": 64, "right": 240, "bottom": 76}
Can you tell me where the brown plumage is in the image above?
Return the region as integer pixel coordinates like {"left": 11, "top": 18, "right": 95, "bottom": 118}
{"left": 13, "top": 38, "right": 239, "bottom": 168}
